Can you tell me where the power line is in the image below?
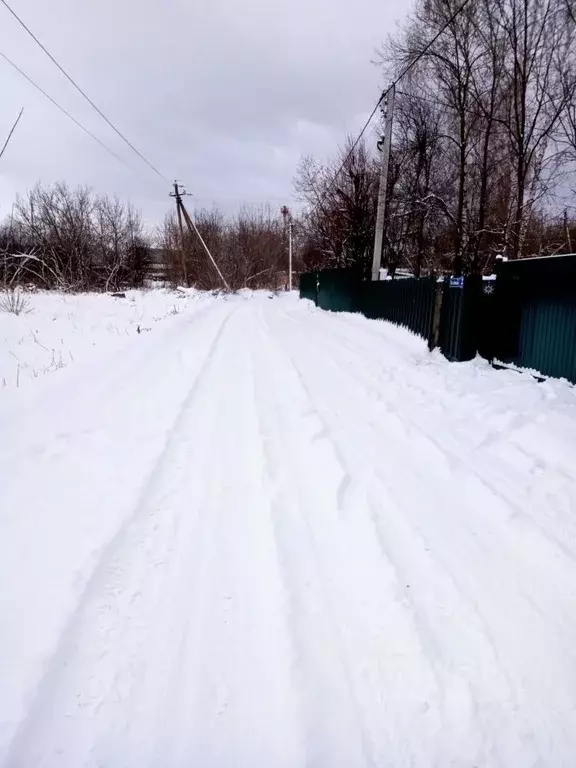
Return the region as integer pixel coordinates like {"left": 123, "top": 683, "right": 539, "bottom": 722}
{"left": 314, "top": 98, "right": 385, "bottom": 210}
{"left": 0, "top": 106, "right": 23, "bottom": 161}
{"left": 308, "top": 0, "right": 474, "bottom": 219}
{"left": 396, "top": 0, "right": 571, "bottom": 114}
{"left": 0, "top": 49, "right": 133, "bottom": 170}
{"left": 0, "top": 0, "right": 169, "bottom": 183}
{"left": 390, "top": 0, "right": 474, "bottom": 89}
{"left": 397, "top": 89, "right": 482, "bottom": 117}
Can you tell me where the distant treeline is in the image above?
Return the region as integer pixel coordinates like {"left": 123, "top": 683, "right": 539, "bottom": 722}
{"left": 0, "top": 183, "right": 296, "bottom": 291}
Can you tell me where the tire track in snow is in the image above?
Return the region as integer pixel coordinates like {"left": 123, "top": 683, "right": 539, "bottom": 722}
{"left": 250, "top": 308, "right": 378, "bottom": 768}
{"left": 287, "top": 305, "right": 576, "bottom": 572}
{"left": 271, "top": 309, "right": 511, "bottom": 759}
{"left": 4, "top": 295, "right": 576, "bottom": 766}
{"left": 264, "top": 308, "right": 469, "bottom": 764}
{"left": 273, "top": 312, "right": 525, "bottom": 662}
{"left": 254, "top": 305, "right": 473, "bottom": 767}
{"left": 278, "top": 310, "right": 532, "bottom": 763}
{"left": 5, "top": 301, "right": 307, "bottom": 768}
{"left": 152, "top": 302, "right": 304, "bottom": 768}
{"left": 271, "top": 302, "right": 576, "bottom": 764}
{"left": 3, "top": 303, "right": 237, "bottom": 767}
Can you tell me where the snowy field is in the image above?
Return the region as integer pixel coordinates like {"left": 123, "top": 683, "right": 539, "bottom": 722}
{"left": 1, "top": 290, "right": 576, "bottom": 766}
{"left": 0, "top": 288, "right": 209, "bottom": 390}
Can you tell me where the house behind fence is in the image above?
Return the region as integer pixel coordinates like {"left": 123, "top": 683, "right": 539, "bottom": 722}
{"left": 299, "top": 254, "right": 576, "bottom": 384}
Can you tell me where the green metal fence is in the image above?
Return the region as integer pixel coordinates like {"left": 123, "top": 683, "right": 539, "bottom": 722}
{"left": 300, "top": 270, "right": 478, "bottom": 361}
{"left": 494, "top": 255, "right": 576, "bottom": 382}
{"left": 299, "top": 254, "right": 576, "bottom": 381}
{"left": 359, "top": 277, "right": 437, "bottom": 340}
{"left": 316, "top": 268, "right": 362, "bottom": 313}
{"left": 299, "top": 271, "right": 318, "bottom": 304}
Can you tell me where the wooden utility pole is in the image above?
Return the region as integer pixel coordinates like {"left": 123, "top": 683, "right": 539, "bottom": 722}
{"left": 371, "top": 85, "right": 395, "bottom": 281}
{"left": 170, "top": 182, "right": 229, "bottom": 290}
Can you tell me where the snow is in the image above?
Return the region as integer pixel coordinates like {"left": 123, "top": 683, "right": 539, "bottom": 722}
{"left": 0, "top": 288, "right": 208, "bottom": 390}
{"left": 1, "top": 290, "right": 576, "bottom": 766}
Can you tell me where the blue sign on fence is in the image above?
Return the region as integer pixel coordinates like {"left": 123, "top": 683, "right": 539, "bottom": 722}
{"left": 450, "top": 276, "right": 464, "bottom": 288}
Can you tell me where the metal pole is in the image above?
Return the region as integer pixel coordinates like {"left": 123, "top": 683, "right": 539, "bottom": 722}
{"left": 565, "top": 208, "right": 573, "bottom": 253}
{"left": 281, "top": 205, "right": 293, "bottom": 291}
{"left": 288, "top": 219, "right": 293, "bottom": 291}
{"left": 371, "top": 84, "right": 395, "bottom": 281}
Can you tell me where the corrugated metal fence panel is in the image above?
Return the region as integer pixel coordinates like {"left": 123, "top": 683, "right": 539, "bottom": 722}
{"left": 439, "top": 283, "right": 462, "bottom": 361}
{"left": 439, "top": 281, "right": 466, "bottom": 361}
{"left": 495, "top": 256, "right": 576, "bottom": 383}
{"left": 299, "top": 271, "right": 318, "bottom": 304}
{"left": 317, "top": 268, "right": 361, "bottom": 313}
{"left": 517, "top": 295, "right": 576, "bottom": 382}
{"left": 357, "top": 277, "right": 437, "bottom": 340}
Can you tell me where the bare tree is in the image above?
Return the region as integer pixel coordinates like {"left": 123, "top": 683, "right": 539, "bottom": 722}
{"left": 372, "top": 0, "right": 576, "bottom": 272}
{"left": 495, "top": 0, "right": 574, "bottom": 258}
{"left": 2, "top": 183, "right": 151, "bottom": 290}
{"left": 159, "top": 204, "right": 288, "bottom": 290}
{"left": 295, "top": 139, "right": 379, "bottom": 273}
{"left": 387, "top": 90, "right": 446, "bottom": 275}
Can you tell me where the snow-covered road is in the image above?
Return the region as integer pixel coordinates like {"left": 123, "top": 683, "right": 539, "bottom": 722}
{"left": 2, "top": 292, "right": 576, "bottom": 766}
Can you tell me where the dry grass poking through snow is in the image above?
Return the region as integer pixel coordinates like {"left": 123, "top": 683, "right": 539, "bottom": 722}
{"left": 0, "top": 289, "right": 31, "bottom": 316}
{"left": 0, "top": 287, "right": 207, "bottom": 390}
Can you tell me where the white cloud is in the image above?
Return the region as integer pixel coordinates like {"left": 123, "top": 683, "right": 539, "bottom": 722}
{"left": 0, "top": 0, "right": 410, "bottom": 224}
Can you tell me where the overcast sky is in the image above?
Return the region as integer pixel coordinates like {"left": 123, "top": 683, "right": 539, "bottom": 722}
{"left": 0, "top": 0, "right": 411, "bottom": 227}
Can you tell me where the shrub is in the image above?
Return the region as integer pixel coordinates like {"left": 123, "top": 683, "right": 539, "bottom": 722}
{"left": 0, "top": 288, "right": 30, "bottom": 315}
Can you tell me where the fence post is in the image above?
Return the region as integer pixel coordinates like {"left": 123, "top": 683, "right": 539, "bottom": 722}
{"left": 429, "top": 281, "right": 444, "bottom": 351}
